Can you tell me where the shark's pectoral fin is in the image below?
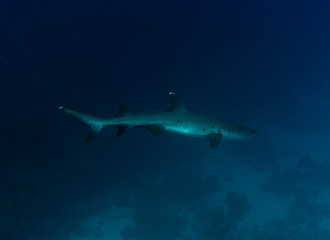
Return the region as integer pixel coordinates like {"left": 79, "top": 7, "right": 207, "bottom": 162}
{"left": 205, "top": 134, "right": 223, "bottom": 148}
{"left": 116, "top": 125, "right": 128, "bottom": 137}
{"left": 135, "top": 125, "right": 164, "bottom": 136}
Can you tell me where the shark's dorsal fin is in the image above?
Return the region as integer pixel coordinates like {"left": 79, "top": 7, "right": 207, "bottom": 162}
{"left": 116, "top": 104, "right": 131, "bottom": 117}
{"left": 166, "top": 92, "right": 187, "bottom": 112}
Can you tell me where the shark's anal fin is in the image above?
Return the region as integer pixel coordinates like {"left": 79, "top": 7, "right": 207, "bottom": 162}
{"left": 116, "top": 125, "right": 128, "bottom": 137}
{"left": 205, "top": 134, "right": 223, "bottom": 148}
{"left": 135, "top": 125, "right": 164, "bottom": 136}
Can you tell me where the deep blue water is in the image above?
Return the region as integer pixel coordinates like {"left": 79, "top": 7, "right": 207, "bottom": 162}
{"left": 1, "top": 0, "right": 330, "bottom": 239}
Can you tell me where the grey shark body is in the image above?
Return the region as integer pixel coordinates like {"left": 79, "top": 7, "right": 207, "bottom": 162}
{"left": 60, "top": 92, "right": 257, "bottom": 148}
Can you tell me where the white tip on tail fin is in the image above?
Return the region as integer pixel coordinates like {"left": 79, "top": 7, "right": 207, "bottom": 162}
{"left": 59, "top": 106, "right": 104, "bottom": 143}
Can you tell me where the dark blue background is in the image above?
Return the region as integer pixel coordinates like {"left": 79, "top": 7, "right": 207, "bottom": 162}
{"left": 1, "top": 0, "right": 330, "bottom": 239}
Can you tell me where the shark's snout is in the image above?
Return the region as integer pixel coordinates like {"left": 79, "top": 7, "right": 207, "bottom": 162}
{"left": 234, "top": 128, "right": 258, "bottom": 139}
{"left": 249, "top": 129, "right": 258, "bottom": 136}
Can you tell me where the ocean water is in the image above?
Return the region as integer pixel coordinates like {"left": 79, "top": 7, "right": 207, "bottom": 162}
{"left": 1, "top": 0, "right": 330, "bottom": 239}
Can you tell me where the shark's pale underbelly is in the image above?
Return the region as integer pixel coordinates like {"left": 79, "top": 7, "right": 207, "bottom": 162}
{"left": 164, "top": 125, "right": 207, "bottom": 137}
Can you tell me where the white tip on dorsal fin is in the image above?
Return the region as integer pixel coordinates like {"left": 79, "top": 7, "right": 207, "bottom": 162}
{"left": 166, "top": 92, "right": 187, "bottom": 112}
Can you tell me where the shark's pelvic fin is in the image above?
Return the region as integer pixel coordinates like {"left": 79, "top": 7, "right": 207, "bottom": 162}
{"left": 114, "top": 104, "right": 131, "bottom": 137}
{"left": 166, "top": 92, "right": 187, "bottom": 112}
{"left": 143, "top": 125, "right": 164, "bottom": 136}
{"left": 205, "top": 134, "right": 223, "bottom": 148}
{"left": 134, "top": 125, "right": 164, "bottom": 136}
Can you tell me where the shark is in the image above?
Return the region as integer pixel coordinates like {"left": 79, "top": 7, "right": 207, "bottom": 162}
{"left": 59, "top": 92, "right": 257, "bottom": 148}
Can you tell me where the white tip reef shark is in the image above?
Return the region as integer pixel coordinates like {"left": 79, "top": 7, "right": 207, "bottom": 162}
{"left": 59, "top": 92, "right": 257, "bottom": 148}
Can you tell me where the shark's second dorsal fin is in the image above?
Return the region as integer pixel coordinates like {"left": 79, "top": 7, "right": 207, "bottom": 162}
{"left": 166, "top": 92, "right": 187, "bottom": 112}
{"left": 116, "top": 104, "right": 131, "bottom": 117}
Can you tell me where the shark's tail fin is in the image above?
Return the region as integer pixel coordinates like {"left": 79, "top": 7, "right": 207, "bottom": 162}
{"left": 59, "top": 106, "right": 104, "bottom": 143}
